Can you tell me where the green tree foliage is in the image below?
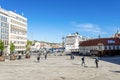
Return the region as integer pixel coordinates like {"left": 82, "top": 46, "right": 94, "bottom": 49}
{"left": 26, "top": 40, "right": 32, "bottom": 53}
{"left": 10, "top": 43, "right": 15, "bottom": 54}
{"left": 0, "top": 40, "right": 4, "bottom": 56}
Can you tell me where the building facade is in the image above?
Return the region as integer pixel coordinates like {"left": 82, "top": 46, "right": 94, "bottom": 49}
{"left": 0, "top": 8, "right": 27, "bottom": 54}
{"left": 79, "top": 38, "right": 120, "bottom": 56}
{"left": 65, "top": 32, "right": 89, "bottom": 53}
{"left": 0, "top": 8, "right": 9, "bottom": 51}
{"left": 30, "top": 41, "right": 62, "bottom": 53}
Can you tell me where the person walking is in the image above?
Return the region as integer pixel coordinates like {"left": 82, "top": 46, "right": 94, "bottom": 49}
{"left": 37, "top": 56, "right": 40, "bottom": 62}
{"left": 37, "top": 53, "right": 41, "bottom": 62}
{"left": 70, "top": 54, "right": 74, "bottom": 60}
{"left": 81, "top": 56, "right": 85, "bottom": 66}
{"left": 72, "top": 54, "right": 74, "bottom": 60}
{"left": 45, "top": 54, "right": 47, "bottom": 60}
{"left": 95, "top": 57, "right": 99, "bottom": 68}
{"left": 70, "top": 54, "right": 73, "bottom": 60}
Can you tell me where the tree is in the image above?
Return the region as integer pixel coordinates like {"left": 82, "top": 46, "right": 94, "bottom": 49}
{"left": 25, "top": 40, "right": 32, "bottom": 58}
{"left": 0, "top": 40, "right": 4, "bottom": 56}
{"left": 26, "top": 40, "right": 32, "bottom": 53}
{"left": 10, "top": 43, "right": 15, "bottom": 54}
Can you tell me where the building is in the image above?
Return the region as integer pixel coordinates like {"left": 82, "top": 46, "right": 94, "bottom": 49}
{"left": 0, "top": 8, "right": 9, "bottom": 54}
{"left": 0, "top": 7, "right": 27, "bottom": 54}
{"left": 30, "top": 41, "right": 53, "bottom": 52}
{"left": 65, "top": 32, "right": 89, "bottom": 53}
{"left": 30, "top": 40, "right": 63, "bottom": 53}
{"left": 30, "top": 42, "right": 40, "bottom": 52}
{"left": 79, "top": 38, "right": 120, "bottom": 56}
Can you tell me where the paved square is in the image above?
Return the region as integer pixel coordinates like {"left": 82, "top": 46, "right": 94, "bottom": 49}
{"left": 0, "top": 55, "right": 120, "bottom": 80}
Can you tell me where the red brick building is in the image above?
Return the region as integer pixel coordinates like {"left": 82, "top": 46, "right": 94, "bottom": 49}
{"left": 79, "top": 38, "right": 120, "bottom": 56}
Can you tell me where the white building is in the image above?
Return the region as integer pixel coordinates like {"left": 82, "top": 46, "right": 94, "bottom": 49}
{"left": 30, "top": 41, "right": 52, "bottom": 52}
{"left": 30, "top": 42, "right": 41, "bottom": 52}
{"left": 65, "top": 32, "right": 89, "bottom": 52}
{"left": 0, "top": 7, "right": 27, "bottom": 54}
{"left": 0, "top": 8, "right": 9, "bottom": 53}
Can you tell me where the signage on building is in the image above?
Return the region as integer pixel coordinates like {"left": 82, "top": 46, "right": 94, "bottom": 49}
{"left": 108, "top": 40, "right": 115, "bottom": 44}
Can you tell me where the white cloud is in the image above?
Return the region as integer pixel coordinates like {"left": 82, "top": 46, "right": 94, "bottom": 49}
{"left": 71, "top": 22, "right": 106, "bottom": 34}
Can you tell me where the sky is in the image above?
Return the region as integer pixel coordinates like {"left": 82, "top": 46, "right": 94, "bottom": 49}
{"left": 0, "top": 0, "right": 120, "bottom": 43}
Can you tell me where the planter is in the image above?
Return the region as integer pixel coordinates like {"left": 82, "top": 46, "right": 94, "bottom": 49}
{"left": 25, "top": 54, "right": 30, "bottom": 59}
{"left": 0, "top": 56, "right": 5, "bottom": 61}
{"left": 10, "top": 55, "right": 16, "bottom": 60}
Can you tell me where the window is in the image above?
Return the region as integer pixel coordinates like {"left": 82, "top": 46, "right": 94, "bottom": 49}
{"left": 111, "top": 46, "right": 113, "bottom": 50}
{"left": 119, "top": 45, "right": 120, "bottom": 50}
{"left": 104, "top": 46, "right": 107, "bottom": 50}
{"left": 114, "top": 46, "right": 117, "bottom": 50}
{"left": 107, "top": 46, "right": 109, "bottom": 50}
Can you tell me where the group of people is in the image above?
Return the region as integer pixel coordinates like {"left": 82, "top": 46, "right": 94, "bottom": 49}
{"left": 71, "top": 54, "right": 99, "bottom": 68}
{"left": 36, "top": 51, "right": 99, "bottom": 68}
{"left": 37, "top": 49, "right": 48, "bottom": 62}
{"left": 82, "top": 56, "right": 99, "bottom": 68}
{"left": 81, "top": 56, "right": 99, "bottom": 68}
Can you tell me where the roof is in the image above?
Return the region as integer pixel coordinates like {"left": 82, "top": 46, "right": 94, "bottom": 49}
{"left": 79, "top": 38, "right": 120, "bottom": 46}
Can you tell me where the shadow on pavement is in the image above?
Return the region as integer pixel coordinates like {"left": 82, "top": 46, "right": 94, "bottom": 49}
{"left": 99, "top": 56, "right": 120, "bottom": 65}
{"left": 109, "top": 70, "right": 120, "bottom": 73}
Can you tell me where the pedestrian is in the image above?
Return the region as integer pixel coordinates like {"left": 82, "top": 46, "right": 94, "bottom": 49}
{"left": 81, "top": 56, "right": 85, "bottom": 66}
{"left": 70, "top": 54, "right": 73, "bottom": 60}
{"left": 95, "top": 57, "right": 99, "bottom": 68}
{"left": 72, "top": 54, "right": 74, "bottom": 60}
{"left": 37, "top": 53, "right": 41, "bottom": 62}
{"left": 37, "top": 56, "right": 40, "bottom": 62}
{"left": 70, "top": 54, "right": 74, "bottom": 60}
{"left": 45, "top": 54, "right": 47, "bottom": 60}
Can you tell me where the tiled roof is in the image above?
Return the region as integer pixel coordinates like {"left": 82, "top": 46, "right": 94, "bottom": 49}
{"left": 79, "top": 38, "right": 120, "bottom": 46}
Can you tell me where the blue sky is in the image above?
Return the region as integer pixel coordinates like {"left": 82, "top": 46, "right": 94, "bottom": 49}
{"left": 0, "top": 0, "right": 120, "bottom": 43}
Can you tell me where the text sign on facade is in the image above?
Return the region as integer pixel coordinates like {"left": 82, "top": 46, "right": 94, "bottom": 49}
{"left": 108, "top": 40, "right": 115, "bottom": 44}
